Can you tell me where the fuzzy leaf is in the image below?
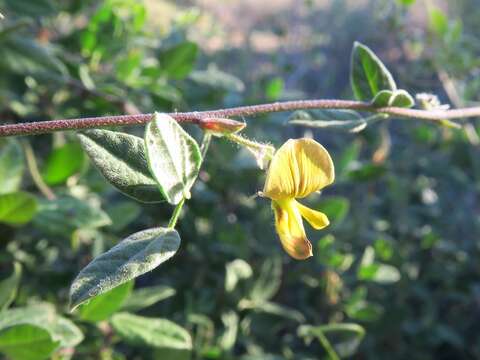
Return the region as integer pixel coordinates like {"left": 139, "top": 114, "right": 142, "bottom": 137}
{"left": 145, "top": 113, "right": 202, "bottom": 205}
{"left": 78, "top": 129, "right": 163, "bottom": 203}
{"left": 70, "top": 227, "right": 180, "bottom": 310}
{"left": 351, "top": 42, "right": 396, "bottom": 101}
{"left": 110, "top": 312, "right": 192, "bottom": 353}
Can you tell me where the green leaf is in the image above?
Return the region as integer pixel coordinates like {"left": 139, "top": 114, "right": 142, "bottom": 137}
{"left": 4, "top": 0, "right": 55, "bottom": 16}
{"left": 265, "top": 77, "right": 284, "bottom": 100}
{"left": 78, "top": 281, "right": 133, "bottom": 322}
{"left": 106, "top": 201, "right": 141, "bottom": 232}
{"left": 110, "top": 313, "right": 192, "bottom": 353}
{"left": 249, "top": 257, "right": 282, "bottom": 303}
{"left": 121, "top": 285, "right": 176, "bottom": 312}
{"left": 189, "top": 65, "right": 245, "bottom": 92}
{"left": 1, "top": 36, "right": 66, "bottom": 76}
{"left": 370, "top": 90, "right": 393, "bottom": 107}
{"left": 371, "top": 89, "right": 414, "bottom": 108}
{"left": 78, "top": 129, "right": 164, "bottom": 203}
{"left": 225, "top": 259, "right": 253, "bottom": 292}
{"left": 0, "top": 324, "right": 60, "bottom": 360}
{"left": 348, "top": 163, "right": 386, "bottom": 181}
{"left": 0, "top": 139, "right": 24, "bottom": 194}
{"left": 396, "top": 0, "right": 415, "bottom": 5}
{"left": 429, "top": 7, "right": 448, "bottom": 36}
{"left": 0, "top": 262, "right": 22, "bottom": 310}
{"left": 159, "top": 41, "right": 199, "bottom": 79}
{"left": 70, "top": 227, "right": 180, "bottom": 310}
{"left": 48, "top": 317, "right": 83, "bottom": 348}
{"left": 390, "top": 89, "right": 415, "bottom": 108}
{"left": 0, "top": 304, "right": 83, "bottom": 348}
{"left": 298, "top": 323, "right": 365, "bottom": 358}
{"left": 316, "top": 197, "right": 350, "bottom": 226}
{"left": 219, "top": 311, "right": 239, "bottom": 351}
{"left": 252, "top": 301, "right": 306, "bottom": 323}
{"left": 0, "top": 191, "right": 37, "bottom": 225}
{"left": 145, "top": 113, "right": 202, "bottom": 205}
{"left": 357, "top": 246, "right": 400, "bottom": 283}
{"left": 42, "top": 142, "right": 85, "bottom": 185}
{"left": 289, "top": 110, "right": 376, "bottom": 133}
{"left": 33, "top": 196, "right": 111, "bottom": 235}
{"left": 350, "top": 42, "right": 396, "bottom": 101}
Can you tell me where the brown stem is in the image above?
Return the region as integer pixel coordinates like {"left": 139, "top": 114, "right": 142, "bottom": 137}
{"left": 1, "top": 99, "right": 479, "bottom": 137}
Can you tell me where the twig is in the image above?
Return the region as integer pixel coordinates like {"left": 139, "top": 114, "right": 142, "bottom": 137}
{"left": 1, "top": 99, "right": 480, "bottom": 137}
{"left": 21, "top": 140, "right": 56, "bottom": 200}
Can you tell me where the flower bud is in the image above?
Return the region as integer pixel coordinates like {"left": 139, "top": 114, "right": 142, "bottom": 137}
{"left": 199, "top": 117, "right": 246, "bottom": 137}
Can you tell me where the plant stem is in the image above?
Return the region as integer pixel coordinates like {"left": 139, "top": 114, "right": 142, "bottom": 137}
{"left": 21, "top": 140, "right": 56, "bottom": 200}
{"left": 168, "top": 197, "right": 185, "bottom": 229}
{"left": 316, "top": 329, "right": 340, "bottom": 360}
{"left": 1, "top": 99, "right": 480, "bottom": 137}
{"left": 200, "top": 133, "right": 212, "bottom": 158}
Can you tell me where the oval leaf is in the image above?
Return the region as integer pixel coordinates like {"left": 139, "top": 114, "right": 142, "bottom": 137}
{"left": 78, "top": 129, "right": 163, "bottom": 203}
{"left": 0, "top": 191, "right": 37, "bottom": 225}
{"left": 33, "top": 196, "right": 111, "bottom": 235}
{"left": 0, "top": 324, "right": 60, "bottom": 360}
{"left": 0, "top": 262, "right": 22, "bottom": 310}
{"left": 0, "top": 139, "right": 24, "bottom": 194}
{"left": 110, "top": 312, "right": 192, "bottom": 351}
{"left": 69, "top": 227, "right": 180, "bottom": 310}
{"left": 42, "top": 142, "right": 85, "bottom": 185}
{"left": 78, "top": 281, "right": 133, "bottom": 322}
{"left": 0, "top": 304, "right": 83, "bottom": 348}
{"left": 351, "top": 42, "right": 396, "bottom": 101}
{"left": 121, "top": 285, "right": 176, "bottom": 312}
{"left": 145, "top": 113, "right": 202, "bottom": 205}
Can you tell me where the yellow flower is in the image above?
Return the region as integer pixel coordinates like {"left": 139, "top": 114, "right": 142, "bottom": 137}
{"left": 262, "top": 138, "right": 335, "bottom": 260}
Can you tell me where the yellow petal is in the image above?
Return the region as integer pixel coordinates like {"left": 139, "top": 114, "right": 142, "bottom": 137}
{"left": 272, "top": 199, "right": 313, "bottom": 260}
{"left": 263, "top": 138, "right": 334, "bottom": 200}
{"left": 296, "top": 201, "right": 330, "bottom": 230}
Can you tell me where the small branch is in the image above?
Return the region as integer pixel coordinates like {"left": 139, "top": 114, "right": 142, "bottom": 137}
{"left": 1, "top": 99, "right": 480, "bottom": 137}
{"left": 21, "top": 141, "right": 56, "bottom": 200}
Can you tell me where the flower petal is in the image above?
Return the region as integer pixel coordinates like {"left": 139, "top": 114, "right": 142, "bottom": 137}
{"left": 296, "top": 201, "right": 330, "bottom": 230}
{"left": 263, "top": 138, "right": 334, "bottom": 200}
{"left": 272, "top": 199, "right": 313, "bottom": 260}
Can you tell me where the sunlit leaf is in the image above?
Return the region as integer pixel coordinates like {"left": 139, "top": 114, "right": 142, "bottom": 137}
{"left": 42, "top": 142, "right": 85, "bottom": 185}
{"left": 78, "top": 281, "right": 133, "bottom": 322}
{"left": 159, "top": 41, "right": 199, "bottom": 79}
{"left": 121, "top": 285, "right": 176, "bottom": 312}
{"left": 110, "top": 312, "right": 192, "bottom": 355}
{"left": 225, "top": 259, "right": 253, "bottom": 292}
{"left": 0, "top": 191, "right": 37, "bottom": 225}
{"left": 298, "top": 323, "right": 365, "bottom": 358}
{"left": 78, "top": 129, "right": 164, "bottom": 203}
{"left": 145, "top": 113, "right": 202, "bottom": 205}
{"left": 350, "top": 42, "right": 396, "bottom": 101}
{"left": 70, "top": 227, "right": 180, "bottom": 310}
{"left": 0, "top": 324, "right": 59, "bottom": 360}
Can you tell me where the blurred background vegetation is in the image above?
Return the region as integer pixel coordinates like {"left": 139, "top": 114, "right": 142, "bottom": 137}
{"left": 0, "top": 0, "right": 480, "bottom": 359}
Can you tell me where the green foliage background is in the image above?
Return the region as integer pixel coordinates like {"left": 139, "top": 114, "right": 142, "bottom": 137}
{"left": 1, "top": 0, "right": 480, "bottom": 359}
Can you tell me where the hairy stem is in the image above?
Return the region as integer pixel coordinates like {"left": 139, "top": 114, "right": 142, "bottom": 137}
{"left": 1, "top": 99, "right": 480, "bottom": 137}
{"left": 168, "top": 197, "right": 185, "bottom": 229}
